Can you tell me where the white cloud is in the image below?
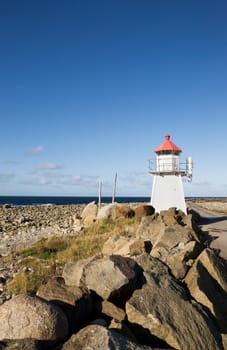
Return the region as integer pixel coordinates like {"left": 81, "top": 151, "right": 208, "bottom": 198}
{"left": 38, "top": 163, "right": 61, "bottom": 170}
{"left": 61, "top": 175, "right": 99, "bottom": 187}
{"left": 20, "top": 177, "right": 52, "bottom": 186}
{"left": 28, "top": 145, "right": 44, "bottom": 155}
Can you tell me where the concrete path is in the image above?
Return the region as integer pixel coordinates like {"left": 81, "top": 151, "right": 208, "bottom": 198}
{"left": 189, "top": 202, "right": 227, "bottom": 261}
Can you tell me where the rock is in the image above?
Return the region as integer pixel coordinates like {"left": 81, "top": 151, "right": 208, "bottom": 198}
{"left": 136, "top": 218, "right": 165, "bottom": 244}
{"left": 0, "top": 294, "right": 68, "bottom": 342}
{"left": 165, "top": 255, "right": 188, "bottom": 279}
{"left": 151, "top": 224, "right": 199, "bottom": 261}
{"left": 82, "top": 215, "right": 97, "bottom": 227}
{"left": 115, "top": 205, "right": 135, "bottom": 218}
{"left": 0, "top": 339, "right": 43, "bottom": 350}
{"left": 63, "top": 258, "right": 93, "bottom": 287}
{"left": 134, "top": 205, "right": 155, "bottom": 219}
{"left": 159, "top": 208, "right": 188, "bottom": 226}
{"left": 0, "top": 204, "right": 84, "bottom": 255}
{"left": 221, "top": 334, "right": 227, "bottom": 350}
{"left": 126, "top": 254, "right": 223, "bottom": 350}
{"left": 63, "top": 255, "right": 142, "bottom": 305}
{"left": 61, "top": 324, "right": 157, "bottom": 350}
{"left": 81, "top": 202, "right": 98, "bottom": 220}
{"left": 184, "top": 248, "right": 227, "bottom": 333}
{"left": 97, "top": 203, "right": 116, "bottom": 221}
{"left": 96, "top": 300, "right": 126, "bottom": 321}
{"left": 36, "top": 276, "right": 92, "bottom": 333}
{"left": 102, "top": 236, "right": 133, "bottom": 256}
{"left": 109, "top": 319, "right": 139, "bottom": 344}
{"left": 159, "top": 208, "right": 178, "bottom": 226}
{"left": 181, "top": 213, "right": 193, "bottom": 228}
{"left": 166, "top": 241, "right": 203, "bottom": 279}
{"left": 2, "top": 204, "right": 11, "bottom": 209}
{"left": 129, "top": 239, "right": 152, "bottom": 256}
{"left": 90, "top": 318, "right": 108, "bottom": 327}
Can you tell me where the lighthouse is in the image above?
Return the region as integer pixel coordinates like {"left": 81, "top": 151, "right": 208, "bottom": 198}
{"left": 149, "top": 134, "right": 193, "bottom": 214}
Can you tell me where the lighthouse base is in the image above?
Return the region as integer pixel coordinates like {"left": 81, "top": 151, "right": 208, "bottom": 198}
{"left": 151, "top": 175, "right": 187, "bottom": 214}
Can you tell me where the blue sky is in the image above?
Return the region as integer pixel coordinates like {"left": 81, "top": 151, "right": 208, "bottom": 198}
{"left": 0, "top": 0, "right": 227, "bottom": 197}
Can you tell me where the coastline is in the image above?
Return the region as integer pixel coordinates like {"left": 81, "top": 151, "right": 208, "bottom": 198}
{"left": 1, "top": 195, "right": 227, "bottom": 207}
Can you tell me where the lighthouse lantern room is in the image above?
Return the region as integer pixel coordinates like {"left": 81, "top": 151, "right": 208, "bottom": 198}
{"left": 149, "top": 134, "right": 193, "bottom": 214}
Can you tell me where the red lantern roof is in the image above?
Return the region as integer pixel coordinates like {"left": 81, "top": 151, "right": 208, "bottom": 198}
{"left": 154, "top": 134, "right": 182, "bottom": 153}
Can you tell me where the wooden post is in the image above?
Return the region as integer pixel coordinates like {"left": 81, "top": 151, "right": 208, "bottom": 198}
{"left": 98, "top": 180, "right": 102, "bottom": 209}
{"left": 112, "top": 173, "right": 117, "bottom": 203}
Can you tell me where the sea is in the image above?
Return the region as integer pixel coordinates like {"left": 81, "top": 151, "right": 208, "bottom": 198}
{"left": 0, "top": 196, "right": 224, "bottom": 207}
{"left": 0, "top": 196, "right": 151, "bottom": 207}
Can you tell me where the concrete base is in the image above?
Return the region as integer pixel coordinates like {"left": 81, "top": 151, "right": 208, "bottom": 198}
{"left": 151, "top": 175, "right": 187, "bottom": 214}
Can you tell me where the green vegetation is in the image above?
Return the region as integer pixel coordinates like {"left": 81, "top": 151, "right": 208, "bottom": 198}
{"left": 7, "top": 217, "right": 139, "bottom": 295}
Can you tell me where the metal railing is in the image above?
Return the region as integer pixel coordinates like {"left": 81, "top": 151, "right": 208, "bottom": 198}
{"left": 148, "top": 159, "right": 188, "bottom": 176}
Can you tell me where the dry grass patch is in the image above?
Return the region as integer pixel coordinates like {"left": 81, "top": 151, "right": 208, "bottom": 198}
{"left": 7, "top": 256, "right": 55, "bottom": 295}
{"left": 7, "top": 217, "right": 139, "bottom": 295}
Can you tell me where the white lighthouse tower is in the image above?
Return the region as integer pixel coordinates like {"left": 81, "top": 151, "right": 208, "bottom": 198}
{"left": 149, "top": 134, "right": 193, "bottom": 214}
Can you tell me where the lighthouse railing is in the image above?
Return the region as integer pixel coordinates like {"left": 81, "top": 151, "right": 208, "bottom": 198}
{"left": 148, "top": 159, "right": 188, "bottom": 176}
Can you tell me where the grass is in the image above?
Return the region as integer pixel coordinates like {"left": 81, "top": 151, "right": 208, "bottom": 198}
{"left": 7, "top": 256, "right": 56, "bottom": 295}
{"left": 6, "top": 217, "right": 139, "bottom": 295}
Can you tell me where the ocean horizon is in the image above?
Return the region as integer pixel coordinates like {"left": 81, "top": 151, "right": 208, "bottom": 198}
{"left": 0, "top": 195, "right": 226, "bottom": 207}
{"left": 0, "top": 196, "right": 151, "bottom": 206}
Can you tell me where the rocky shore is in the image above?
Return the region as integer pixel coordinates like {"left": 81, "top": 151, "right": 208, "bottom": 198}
{"left": 0, "top": 201, "right": 226, "bottom": 349}
{"left": 0, "top": 204, "right": 84, "bottom": 254}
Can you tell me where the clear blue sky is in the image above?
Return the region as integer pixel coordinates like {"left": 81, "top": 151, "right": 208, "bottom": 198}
{"left": 1, "top": 0, "right": 227, "bottom": 197}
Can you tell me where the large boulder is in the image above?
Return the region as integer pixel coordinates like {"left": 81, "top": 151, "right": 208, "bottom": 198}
{"left": 62, "top": 257, "right": 93, "bottom": 287}
{"left": 151, "top": 224, "right": 199, "bottom": 261}
{"left": 0, "top": 294, "right": 68, "bottom": 341}
{"left": 136, "top": 218, "right": 165, "bottom": 244}
{"left": 80, "top": 201, "right": 98, "bottom": 220}
{"left": 184, "top": 248, "right": 227, "bottom": 333}
{"left": 36, "top": 276, "right": 92, "bottom": 333}
{"left": 134, "top": 205, "right": 155, "bottom": 219}
{"left": 97, "top": 203, "right": 116, "bottom": 221}
{"left": 159, "top": 207, "right": 186, "bottom": 226}
{"left": 61, "top": 324, "right": 162, "bottom": 350}
{"left": 80, "top": 201, "right": 98, "bottom": 226}
{"left": 126, "top": 254, "right": 223, "bottom": 350}
{"left": 96, "top": 300, "right": 126, "bottom": 321}
{"left": 102, "top": 236, "right": 135, "bottom": 256}
{"left": 166, "top": 240, "right": 203, "bottom": 279}
{"left": 102, "top": 236, "right": 152, "bottom": 257}
{"left": 63, "top": 255, "right": 142, "bottom": 305}
{"left": 115, "top": 204, "right": 135, "bottom": 218}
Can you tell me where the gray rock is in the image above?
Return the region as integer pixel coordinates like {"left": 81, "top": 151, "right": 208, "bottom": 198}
{"left": 166, "top": 241, "right": 203, "bottom": 279}
{"left": 37, "top": 276, "right": 92, "bottom": 333}
{"left": 61, "top": 324, "right": 160, "bottom": 350}
{"left": 97, "top": 203, "right": 117, "bottom": 220}
{"left": 0, "top": 339, "right": 43, "bottom": 350}
{"left": 184, "top": 248, "right": 227, "bottom": 333}
{"left": 81, "top": 201, "right": 98, "bottom": 220}
{"left": 102, "top": 236, "right": 136, "bottom": 257}
{"left": 134, "top": 205, "right": 155, "bottom": 219}
{"left": 63, "top": 255, "right": 142, "bottom": 304}
{"left": 126, "top": 254, "right": 223, "bottom": 350}
{"left": 0, "top": 294, "right": 68, "bottom": 341}
{"left": 96, "top": 300, "right": 126, "bottom": 321}
{"left": 151, "top": 224, "right": 199, "bottom": 261}
{"left": 63, "top": 257, "right": 94, "bottom": 287}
